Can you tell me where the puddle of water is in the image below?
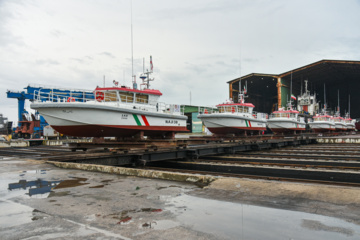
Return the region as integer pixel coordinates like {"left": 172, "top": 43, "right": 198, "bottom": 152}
{"left": 103, "top": 208, "right": 163, "bottom": 225}
{"left": 141, "top": 220, "right": 179, "bottom": 230}
{"left": 8, "top": 179, "right": 61, "bottom": 197}
{"left": 165, "top": 194, "right": 360, "bottom": 240}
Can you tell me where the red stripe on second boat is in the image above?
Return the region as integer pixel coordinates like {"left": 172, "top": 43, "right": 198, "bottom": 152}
{"left": 141, "top": 115, "right": 150, "bottom": 126}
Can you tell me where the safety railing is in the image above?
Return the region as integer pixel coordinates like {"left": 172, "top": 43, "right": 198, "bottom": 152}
{"left": 33, "top": 90, "right": 184, "bottom": 115}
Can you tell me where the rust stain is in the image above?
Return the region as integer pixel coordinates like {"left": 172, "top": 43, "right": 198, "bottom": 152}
{"left": 53, "top": 177, "right": 88, "bottom": 189}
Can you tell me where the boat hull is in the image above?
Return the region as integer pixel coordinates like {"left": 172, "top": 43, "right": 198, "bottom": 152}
{"left": 198, "top": 113, "right": 266, "bottom": 135}
{"left": 267, "top": 118, "right": 306, "bottom": 133}
{"left": 31, "top": 103, "right": 188, "bottom": 137}
{"left": 345, "top": 123, "right": 356, "bottom": 131}
{"left": 335, "top": 123, "right": 347, "bottom": 131}
{"left": 308, "top": 121, "right": 336, "bottom": 133}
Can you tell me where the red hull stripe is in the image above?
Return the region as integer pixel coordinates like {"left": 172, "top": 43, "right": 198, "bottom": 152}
{"left": 312, "top": 128, "right": 336, "bottom": 133}
{"left": 248, "top": 121, "right": 252, "bottom": 128}
{"left": 271, "top": 128, "right": 306, "bottom": 133}
{"left": 208, "top": 127, "right": 265, "bottom": 135}
{"left": 51, "top": 125, "right": 188, "bottom": 138}
{"left": 141, "top": 115, "right": 150, "bottom": 126}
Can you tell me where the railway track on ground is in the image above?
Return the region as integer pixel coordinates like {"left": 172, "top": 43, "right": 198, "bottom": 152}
{"left": 143, "top": 143, "right": 360, "bottom": 187}
{"left": 143, "top": 166, "right": 360, "bottom": 187}
{"left": 1, "top": 138, "right": 360, "bottom": 187}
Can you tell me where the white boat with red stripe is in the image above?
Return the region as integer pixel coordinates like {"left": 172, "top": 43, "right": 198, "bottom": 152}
{"left": 267, "top": 106, "right": 306, "bottom": 134}
{"left": 31, "top": 57, "right": 188, "bottom": 139}
{"left": 308, "top": 112, "right": 336, "bottom": 133}
{"left": 198, "top": 81, "right": 267, "bottom": 136}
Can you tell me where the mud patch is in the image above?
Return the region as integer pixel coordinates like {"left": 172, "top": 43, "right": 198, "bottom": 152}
{"left": 102, "top": 208, "right": 163, "bottom": 224}
{"left": 89, "top": 185, "right": 104, "bottom": 188}
{"left": 156, "top": 185, "right": 182, "bottom": 190}
{"left": 48, "top": 191, "right": 71, "bottom": 197}
{"left": 302, "top": 219, "right": 354, "bottom": 236}
{"left": 53, "top": 177, "right": 88, "bottom": 189}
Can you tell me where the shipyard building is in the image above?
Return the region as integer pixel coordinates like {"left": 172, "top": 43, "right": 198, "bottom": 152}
{"left": 227, "top": 60, "right": 360, "bottom": 118}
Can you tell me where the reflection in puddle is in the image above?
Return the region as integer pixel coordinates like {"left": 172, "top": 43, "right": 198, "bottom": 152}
{"left": 142, "top": 220, "right": 179, "bottom": 230}
{"left": 166, "top": 194, "right": 360, "bottom": 240}
{"left": 103, "top": 208, "right": 163, "bottom": 225}
{"left": 8, "top": 179, "right": 61, "bottom": 196}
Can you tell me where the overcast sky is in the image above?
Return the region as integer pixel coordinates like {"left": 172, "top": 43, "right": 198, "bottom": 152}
{"left": 1, "top": 0, "right": 360, "bottom": 124}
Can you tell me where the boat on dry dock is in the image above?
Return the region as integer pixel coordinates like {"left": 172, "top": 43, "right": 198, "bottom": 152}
{"left": 344, "top": 113, "right": 355, "bottom": 131}
{"left": 267, "top": 76, "right": 305, "bottom": 134}
{"left": 308, "top": 84, "right": 335, "bottom": 133}
{"left": 333, "top": 116, "right": 347, "bottom": 131}
{"left": 30, "top": 58, "right": 188, "bottom": 139}
{"left": 333, "top": 91, "right": 347, "bottom": 132}
{"left": 344, "top": 96, "right": 355, "bottom": 131}
{"left": 308, "top": 111, "right": 336, "bottom": 133}
{"left": 198, "top": 81, "right": 267, "bottom": 136}
{"left": 267, "top": 105, "right": 306, "bottom": 134}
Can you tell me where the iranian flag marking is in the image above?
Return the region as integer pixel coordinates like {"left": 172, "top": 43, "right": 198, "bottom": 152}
{"left": 133, "top": 114, "right": 150, "bottom": 126}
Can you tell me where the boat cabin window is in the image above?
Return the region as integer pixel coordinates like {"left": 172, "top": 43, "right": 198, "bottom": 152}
{"left": 135, "top": 93, "right": 149, "bottom": 104}
{"left": 119, "top": 92, "right": 134, "bottom": 103}
{"left": 105, "top": 91, "right": 118, "bottom": 102}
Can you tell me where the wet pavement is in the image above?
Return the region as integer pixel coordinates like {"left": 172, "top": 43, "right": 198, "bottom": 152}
{"left": 1, "top": 156, "right": 360, "bottom": 239}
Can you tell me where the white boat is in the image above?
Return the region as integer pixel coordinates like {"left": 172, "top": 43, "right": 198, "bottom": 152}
{"left": 297, "top": 80, "right": 319, "bottom": 115}
{"left": 344, "top": 95, "right": 355, "bottom": 131}
{"left": 333, "top": 116, "right": 347, "bottom": 131}
{"left": 267, "top": 107, "right": 306, "bottom": 134}
{"left": 308, "top": 111, "right": 336, "bottom": 133}
{"left": 268, "top": 75, "right": 305, "bottom": 134}
{"left": 31, "top": 58, "right": 188, "bottom": 139}
{"left": 198, "top": 81, "right": 267, "bottom": 136}
{"left": 344, "top": 113, "right": 355, "bottom": 131}
{"left": 308, "top": 84, "right": 335, "bottom": 133}
{"left": 333, "top": 91, "right": 347, "bottom": 131}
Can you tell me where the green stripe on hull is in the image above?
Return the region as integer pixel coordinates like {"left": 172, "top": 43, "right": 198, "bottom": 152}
{"left": 245, "top": 120, "right": 249, "bottom": 127}
{"left": 133, "top": 114, "right": 141, "bottom": 126}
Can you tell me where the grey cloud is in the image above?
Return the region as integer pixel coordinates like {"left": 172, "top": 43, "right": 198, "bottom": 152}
{"left": 99, "top": 52, "right": 115, "bottom": 58}
{"left": 36, "top": 59, "right": 59, "bottom": 65}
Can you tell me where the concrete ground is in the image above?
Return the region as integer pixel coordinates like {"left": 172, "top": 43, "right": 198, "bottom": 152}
{"left": 1, "top": 156, "right": 360, "bottom": 240}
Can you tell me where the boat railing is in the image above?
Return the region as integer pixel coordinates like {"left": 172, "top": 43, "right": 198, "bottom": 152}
{"left": 269, "top": 113, "right": 301, "bottom": 120}
{"left": 33, "top": 89, "right": 94, "bottom": 103}
{"left": 33, "top": 90, "right": 185, "bottom": 115}
{"left": 198, "top": 106, "right": 217, "bottom": 114}
{"left": 253, "top": 112, "right": 268, "bottom": 120}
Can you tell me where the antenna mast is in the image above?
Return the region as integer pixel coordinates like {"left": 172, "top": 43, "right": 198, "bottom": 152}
{"left": 131, "top": 0, "right": 137, "bottom": 89}
{"left": 324, "top": 84, "right": 326, "bottom": 110}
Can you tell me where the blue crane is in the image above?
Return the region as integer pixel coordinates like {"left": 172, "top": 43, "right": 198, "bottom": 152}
{"left": 6, "top": 85, "right": 94, "bottom": 138}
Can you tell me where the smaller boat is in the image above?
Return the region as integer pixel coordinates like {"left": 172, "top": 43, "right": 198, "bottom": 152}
{"left": 267, "top": 104, "right": 306, "bottom": 134}
{"left": 333, "top": 91, "right": 347, "bottom": 132}
{"left": 308, "top": 84, "right": 335, "bottom": 133}
{"left": 198, "top": 80, "right": 267, "bottom": 136}
{"left": 344, "top": 113, "right": 355, "bottom": 131}
{"left": 344, "top": 95, "right": 355, "bottom": 131}
{"left": 333, "top": 116, "right": 347, "bottom": 132}
{"left": 308, "top": 110, "right": 336, "bottom": 133}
